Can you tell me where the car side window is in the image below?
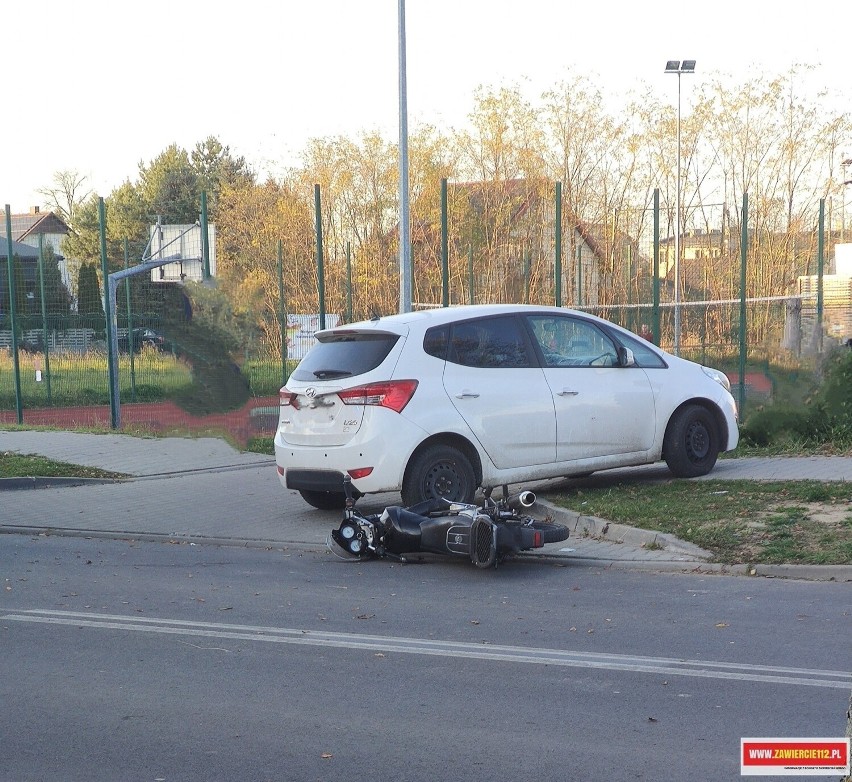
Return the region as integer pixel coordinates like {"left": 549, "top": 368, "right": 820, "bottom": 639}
{"left": 448, "top": 316, "right": 532, "bottom": 368}
{"left": 423, "top": 325, "right": 449, "bottom": 359}
{"left": 528, "top": 315, "right": 618, "bottom": 368}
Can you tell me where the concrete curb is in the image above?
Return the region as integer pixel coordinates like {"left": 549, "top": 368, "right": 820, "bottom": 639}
{"left": 518, "top": 551, "right": 852, "bottom": 581}
{"left": 0, "top": 477, "right": 126, "bottom": 490}
{"left": 0, "top": 525, "right": 320, "bottom": 552}
{"left": 532, "top": 498, "right": 714, "bottom": 559}
{"left": 529, "top": 499, "right": 852, "bottom": 582}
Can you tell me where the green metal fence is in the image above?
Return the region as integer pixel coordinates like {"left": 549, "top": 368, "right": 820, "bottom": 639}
{"left": 2, "top": 190, "right": 849, "bottom": 443}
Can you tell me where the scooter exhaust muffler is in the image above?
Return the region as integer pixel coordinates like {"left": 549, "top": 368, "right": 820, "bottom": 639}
{"left": 506, "top": 490, "right": 536, "bottom": 511}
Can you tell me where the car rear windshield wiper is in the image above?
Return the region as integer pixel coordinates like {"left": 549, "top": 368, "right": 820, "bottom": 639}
{"left": 312, "top": 369, "right": 353, "bottom": 379}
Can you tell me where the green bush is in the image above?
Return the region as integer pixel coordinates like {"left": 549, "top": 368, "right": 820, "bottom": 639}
{"left": 740, "top": 348, "right": 852, "bottom": 448}
{"left": 811, "top": 348, "right": 852, "bottom": 427}
{"left": 739, "top": 406, "right": 814, "bottom": 447}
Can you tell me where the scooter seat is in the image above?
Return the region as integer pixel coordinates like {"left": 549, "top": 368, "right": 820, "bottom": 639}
{"left": 384, "top": 506, "right": 425, "bottom": 537}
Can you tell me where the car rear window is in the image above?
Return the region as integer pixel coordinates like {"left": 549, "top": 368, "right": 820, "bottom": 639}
{"left": 291, "top": 333, "right": 400, "bottom": 381}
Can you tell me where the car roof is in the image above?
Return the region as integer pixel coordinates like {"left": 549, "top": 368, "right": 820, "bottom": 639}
{"left": 318, "top": 303, "right": 613, "bottom": 337}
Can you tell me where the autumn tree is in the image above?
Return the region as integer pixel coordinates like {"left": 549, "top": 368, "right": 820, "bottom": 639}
{"left": 214, "top": 178, "right": 315, "bottom": 354}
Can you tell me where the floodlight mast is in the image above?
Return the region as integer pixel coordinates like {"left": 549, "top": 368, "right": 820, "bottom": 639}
{"left": 664, "top": 59, "right": 695, "bottom": 356}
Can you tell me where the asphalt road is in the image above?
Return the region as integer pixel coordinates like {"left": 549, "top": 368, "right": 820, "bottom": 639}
{"left": 1, "top": 534, "right": 850, "bottom": 782}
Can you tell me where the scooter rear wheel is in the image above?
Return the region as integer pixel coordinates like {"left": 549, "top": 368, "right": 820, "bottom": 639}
{"left": 523, "top": 520, "right": 570, "bottom": 544}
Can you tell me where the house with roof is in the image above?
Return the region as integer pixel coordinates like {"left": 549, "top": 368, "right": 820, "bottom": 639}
{"left": 7, "top": 207, "right": 73, "bottom": 288}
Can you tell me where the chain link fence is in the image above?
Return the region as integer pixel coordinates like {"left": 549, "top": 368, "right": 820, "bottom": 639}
{"left": 2, "top": 191, "right": 850, "bottom": 442}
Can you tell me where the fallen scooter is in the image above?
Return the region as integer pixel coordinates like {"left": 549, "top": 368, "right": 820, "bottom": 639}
{"left": 328, "top": 477, "right": 569, "bottom": 568}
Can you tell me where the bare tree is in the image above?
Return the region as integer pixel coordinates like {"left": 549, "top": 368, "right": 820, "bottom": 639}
{"left": 36, "top": 169, "right": 92, "bottom": 227}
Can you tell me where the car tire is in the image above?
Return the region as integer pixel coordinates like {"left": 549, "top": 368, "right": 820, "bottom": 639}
{"left": 299, "top": 489, "right": 347, "bottom": 511}
{"left": 663, "top": 404, "right": 720, "bottom": 478}
{"left": 402, "top": 445, "right": 476, "bottom": 506}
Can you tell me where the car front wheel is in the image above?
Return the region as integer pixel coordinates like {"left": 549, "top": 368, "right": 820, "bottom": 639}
{"left": 402, "top": 444, "right": 476, "bottom": 506}
{"left": 663, "top": 404, "right": 720, "bottom": 478}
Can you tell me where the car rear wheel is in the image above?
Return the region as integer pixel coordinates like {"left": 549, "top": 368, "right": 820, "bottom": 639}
{"left": 402, "top": 444, "right": 476, "bottom": 506}
{"left": 664, "top": 404, "right": 720, "bottom": 478}
{"left": 299, "top": 489, "right": 347, "bottom": 511}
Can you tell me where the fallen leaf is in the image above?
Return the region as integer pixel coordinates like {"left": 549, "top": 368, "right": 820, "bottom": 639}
{"left": 321, "top": 753, "right": 333, "bottom": 759}
{"left": 470, "top": 620, "right": 480, "bottom": 625}
{"left": 715, "top": 622, "right": 729, "bottom": 628}
{"left": 648, "top": 716, "right": 658, "bottom": 722}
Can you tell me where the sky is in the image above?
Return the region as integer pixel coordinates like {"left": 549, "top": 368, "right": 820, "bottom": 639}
{"left": 4, "top": 0, "right": 850, "bottom": 214}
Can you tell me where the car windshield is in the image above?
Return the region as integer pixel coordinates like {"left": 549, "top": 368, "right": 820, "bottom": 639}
{"left": 291, "top": 333, "right": 400, "bottom": 381}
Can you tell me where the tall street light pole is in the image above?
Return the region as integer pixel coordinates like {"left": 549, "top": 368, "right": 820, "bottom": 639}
{"left": 665, "top": 59, "right": 695, "bottom": 356}
{"left": 398, "top": 0, "right": 412, "bottom": 313}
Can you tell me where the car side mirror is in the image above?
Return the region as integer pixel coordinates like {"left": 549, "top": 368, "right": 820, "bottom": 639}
{"left": 617, "top": 346, "right": 635, "bottom": 367}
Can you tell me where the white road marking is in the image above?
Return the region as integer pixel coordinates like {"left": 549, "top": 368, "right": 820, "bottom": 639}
{"left": 4, "top": 608, "right": 850, "bottom": 690}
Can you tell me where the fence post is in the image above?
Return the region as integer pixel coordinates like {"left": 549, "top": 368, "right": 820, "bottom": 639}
{"left": 4, "top": 204, "right": 23, "bottom": 423}
{"left": 314, "top": 184, "right": 326, "bottom": 330}
{"left": 37, "top": 234, "right": 53, "bottom": 404}
{"left": 555, "top": 182, "right": 562, "bottom": 307}
{"left": 344, "top": 241, "right": 353, "bottom": 322}
{"left": 738, "top": 192, "right": 748, "bottom": 417}
{"left": 441, "top": 178, "right": 449, "bottom": 307}
{"left": 200, "top": 190, "right": 211, "bottom": 280}
{"left": 817, "top": 198, "right": 825, "bottom": 354}
{"left": 277, "top": 239, "right": 288, "bottom": 387}
{"left": 576, "top": 245, "right": 582, "bottom": 307}
{"left": 468, "top": 243, "right": 474, "bottom": 305}
{"left": 652, "top": 188, "right": 660, "bottom": 344}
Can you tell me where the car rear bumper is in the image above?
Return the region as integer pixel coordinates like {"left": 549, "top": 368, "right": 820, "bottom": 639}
{"left": 282, "top": 468, "right": 347, "bottom": 493}
{"left": 274, "top": 414, "right": 429, "bottom": 495}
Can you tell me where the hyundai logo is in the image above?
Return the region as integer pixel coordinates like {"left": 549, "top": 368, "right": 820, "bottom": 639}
{"left": 305, "top": 387, "right": 317, "bottom": 398}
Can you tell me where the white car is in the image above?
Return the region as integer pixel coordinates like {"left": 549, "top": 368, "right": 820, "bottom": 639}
{"left": 275, "top": 304, "right": 739, "bottom": 509}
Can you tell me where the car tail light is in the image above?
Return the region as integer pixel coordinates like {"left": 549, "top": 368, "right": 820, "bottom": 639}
{"left": 279, "top": 388, "right": 298, "bottom": 407}
{"left": 337, "top": 380, "right": 418, "bottom": 413}
{"left": 348, "top": 467, "right": 374, "bottom": 480}
{"left": 533, "top": 530, "right": 543, "bottom": 548}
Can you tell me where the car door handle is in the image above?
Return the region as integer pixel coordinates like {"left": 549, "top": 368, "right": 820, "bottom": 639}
{"left": 557, "top": 389, "right": 579, "bottom": 396}
{"left": 455, "top": 390, "right": 480, "bottom": 399}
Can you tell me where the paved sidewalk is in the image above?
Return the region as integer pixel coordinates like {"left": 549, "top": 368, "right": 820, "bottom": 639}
{"left": 1, "top": 430, "right": 850, "bottom": 581}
